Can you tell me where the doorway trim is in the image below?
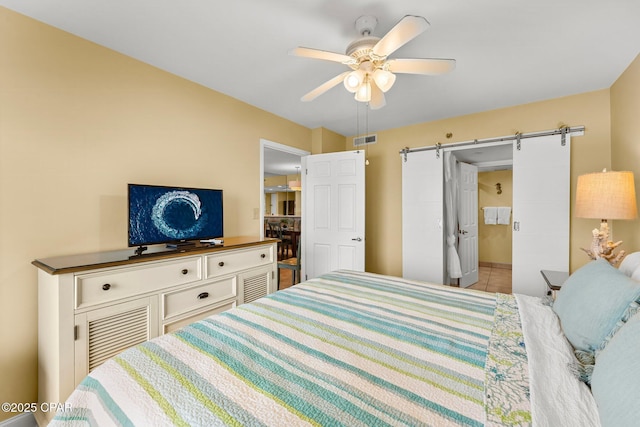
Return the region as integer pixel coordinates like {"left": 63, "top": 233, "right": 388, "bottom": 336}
{"left": 260, "top": 139, "right": 310, "bottom": 238}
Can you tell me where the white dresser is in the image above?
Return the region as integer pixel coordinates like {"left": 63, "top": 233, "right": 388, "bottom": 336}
{"left": 33, "top": 236, "right": 277, "bottom": 425}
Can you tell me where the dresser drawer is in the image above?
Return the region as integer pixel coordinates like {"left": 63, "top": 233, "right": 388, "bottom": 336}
{"left": 75, "top": 257, "right": 202, "bottom": 309}
{"left": 162, "top": 276, "right": 236, "bottom": 319}
{"left": 206, "top": 245, "right": 274, "bottom": 278}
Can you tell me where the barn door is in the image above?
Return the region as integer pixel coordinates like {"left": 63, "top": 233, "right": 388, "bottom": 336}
{"left": 402, "top": 150, "right": 444, "bottom": 284}
{"left": 512, "top": 134, "right": 570, "bottom": 296}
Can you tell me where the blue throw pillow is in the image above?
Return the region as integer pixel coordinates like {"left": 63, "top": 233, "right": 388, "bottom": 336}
{"left": 591, "top": 314, "right": 640, "bottom": 427}
{"left": 552, "top": 259, "right": 640, "bottom": 353}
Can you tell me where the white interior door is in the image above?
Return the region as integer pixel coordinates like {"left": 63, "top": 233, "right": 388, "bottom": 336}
{"left": 402, "top": 150, "right": 444, "bottom": 284}
{"left": 302, "top": 150, "right": 365, "bottom": 281}
{"left": 512, "top": 134, "right": 570, "bottom": 296}
{"left": 458, "top": 162, "right": 479, "bottom": 287}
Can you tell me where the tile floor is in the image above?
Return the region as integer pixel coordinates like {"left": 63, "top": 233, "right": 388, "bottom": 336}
{"left": 467, "top": 265, "right": 512, "bottom": 294}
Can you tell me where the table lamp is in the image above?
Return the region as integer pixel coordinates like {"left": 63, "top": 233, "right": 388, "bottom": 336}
{"left": 575, "top": 169, "right": 638, "bottom": 265}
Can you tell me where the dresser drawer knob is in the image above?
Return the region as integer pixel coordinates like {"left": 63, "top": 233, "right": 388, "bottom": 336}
{"left": 181, "top": 269, "right": 188, "bottom": 275}
{"left": 102, "top": 283, "right": 111, "bottom": 291}
{"left": 197, "top": 292, "right": 209, "bottom": 300}
{"left": 260, "top": 253, "right": 266, "bottom": 258}
{"left": 218, "top": 261, "right": 225, "bottom": 267}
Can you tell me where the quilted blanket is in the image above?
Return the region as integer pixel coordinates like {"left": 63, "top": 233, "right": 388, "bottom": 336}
{"left": 50, "top": 271, "right": 531, "bottom": 426}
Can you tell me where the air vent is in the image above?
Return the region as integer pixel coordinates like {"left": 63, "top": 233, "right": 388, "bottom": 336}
{"left": 243, "top": 272, "right": 269, "bottom": 304}
{"left": 353, "top": 134, "right": 377, "bottom": 146}
{"left": 88, "top": 306, "right": 149, "bottom": 372}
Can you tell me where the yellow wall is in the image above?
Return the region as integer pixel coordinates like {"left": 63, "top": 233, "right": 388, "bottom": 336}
{"left": 311, "top": 127, "right": 347, "bottom": 154}
{"left": 276, "top": 191, "right": 300, "bottom": 215}
{"left": 478, "top": 170, "right": 513, "bottom": 264}
{"left": 0, "top": 7, "right": 311, "bottom": 419}
{"left": 354, "top": 89, "right": 612, "bottom": 277}
{"left": 611, "top": 54, "right": 640, "bottom": 252}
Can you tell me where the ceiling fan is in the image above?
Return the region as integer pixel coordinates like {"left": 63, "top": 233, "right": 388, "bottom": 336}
{"left": 290, "top": 15, "right": 456, "bottom": 109}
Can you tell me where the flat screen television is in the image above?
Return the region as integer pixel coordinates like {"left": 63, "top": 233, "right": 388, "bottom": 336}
{"left": 128, "top": 184, "right": 223, "bottom": 248}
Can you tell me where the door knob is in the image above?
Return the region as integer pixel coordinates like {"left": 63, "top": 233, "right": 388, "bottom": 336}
{"left": 351, "top": 237, "right": 362, "bottom": 242}
{"left": 459, "top": 230, "right": 468, "bottom": 235}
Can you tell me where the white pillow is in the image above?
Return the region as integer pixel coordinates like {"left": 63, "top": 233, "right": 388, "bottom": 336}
{"left": 516, "top": 294, "right": 600, "bottom": 426}
{"left": 618, "top": 252, "right": 640, "bottom": 277}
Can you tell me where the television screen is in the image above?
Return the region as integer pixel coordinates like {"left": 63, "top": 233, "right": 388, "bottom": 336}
{"left": 128, "top": 184, "right": 223, "bottom": 247}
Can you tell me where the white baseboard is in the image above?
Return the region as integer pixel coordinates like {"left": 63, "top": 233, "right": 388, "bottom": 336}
{"left": 0, "top": 413, "right": 37, "bottom": 427}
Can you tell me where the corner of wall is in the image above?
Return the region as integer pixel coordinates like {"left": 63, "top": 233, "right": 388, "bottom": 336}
{"left": 610, "top": 54, "right": 640, "bottom": 253}
{"left": 311, "top": 127, "right": 347, "bottom": 154}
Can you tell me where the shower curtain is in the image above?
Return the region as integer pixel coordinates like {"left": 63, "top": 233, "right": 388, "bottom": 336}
{"left": 444, "top": 151, "right": 462, "bottom": 283}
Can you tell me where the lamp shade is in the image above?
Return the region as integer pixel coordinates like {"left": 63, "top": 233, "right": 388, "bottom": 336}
{"left": 575, "top": 170, "right": 638, "bottom": 220}
{"left": 288, "top": 180, "right": 301, "bottom": 191}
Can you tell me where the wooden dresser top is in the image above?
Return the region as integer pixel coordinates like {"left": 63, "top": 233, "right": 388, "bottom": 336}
{"left": 33, "top": 236, "right": 278, "bottom": 275}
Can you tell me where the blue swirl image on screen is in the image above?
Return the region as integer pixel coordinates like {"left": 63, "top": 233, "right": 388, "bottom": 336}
{"left": 151, "top": 191, "right": 205, "bottom": 239}
{"left": 129, "top": 185, "right": 223, "bottom": 246}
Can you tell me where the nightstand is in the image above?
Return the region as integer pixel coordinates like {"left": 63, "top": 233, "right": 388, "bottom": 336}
{"left": 540, "top": 269, "right": 569, "bottom": 296}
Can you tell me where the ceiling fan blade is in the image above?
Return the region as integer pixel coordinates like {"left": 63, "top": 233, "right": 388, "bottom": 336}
{"left": 369, "top": 81, "right": 386, "bottom": 110}
{"left": 289, "top": 47, "right": 354, "bottom": 64}
{"left": 372, "top": 15, "right": 430, "bottom": 58}
{"left": 387, "top": 58, "right": 456, "bottom": 75}
{"left": 301, "top": 71, "right": 350, "bottom": 102}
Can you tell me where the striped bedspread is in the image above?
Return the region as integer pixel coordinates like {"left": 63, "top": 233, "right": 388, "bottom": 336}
{"left": 51, "top": 271, "right": 531, "bottom": 426}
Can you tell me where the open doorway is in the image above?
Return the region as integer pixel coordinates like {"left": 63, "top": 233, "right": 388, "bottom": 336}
{"left": 447, "top": 142, "right": 513, "bottom": 292}
{"left": 260, "top": 139, "right": 310, "bottom": 287}
{"left": 260, "top": 139, "right": 309, "bottom": 236}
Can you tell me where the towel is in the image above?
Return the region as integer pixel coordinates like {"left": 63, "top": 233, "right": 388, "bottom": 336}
{"left": 484, "top": 207, "right": 497, "bottom": 225}
{"left": 497, "top": 207, "right": 511, "bottom": 225}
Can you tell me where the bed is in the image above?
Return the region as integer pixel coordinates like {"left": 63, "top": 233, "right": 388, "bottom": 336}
{"left": 48, "top": 265, "right": 640, "bottom": 427}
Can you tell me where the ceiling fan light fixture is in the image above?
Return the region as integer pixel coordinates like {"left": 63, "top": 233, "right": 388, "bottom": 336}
{"left": 291, "top": 15, "right": 455, "bottom": 108}
{"left": 354, "top": 79, "right": 372, "bottom": 102}
{"left": 343, "top": 70, "right": 363, "bottom": 93}
{"left": 373, "top": 69, "right": 396, "bottom": 92}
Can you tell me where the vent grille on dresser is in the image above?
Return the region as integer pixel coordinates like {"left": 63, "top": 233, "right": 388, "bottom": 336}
{"left": 88, "top": 306, "right": 149, "bottom": 372}
{"left": 243, "top": 272, "right": 269, "bottom": 304}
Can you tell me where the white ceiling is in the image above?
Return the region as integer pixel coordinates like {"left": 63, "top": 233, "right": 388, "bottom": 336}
{"left": 263, "top": 147, "right": 302, "bottom": 177}
{"left": 2, "top": 0, "right": 638, "bottom": 139}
